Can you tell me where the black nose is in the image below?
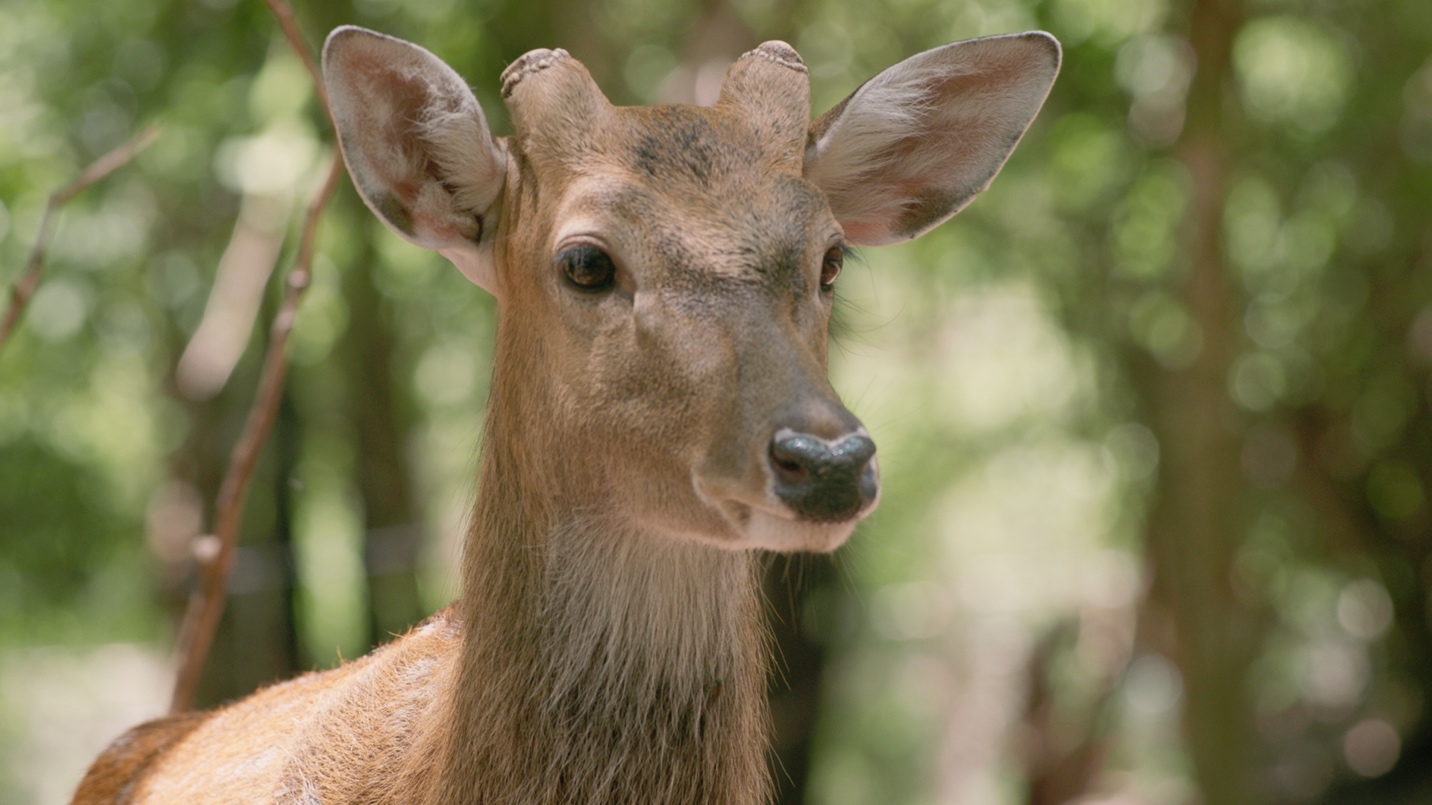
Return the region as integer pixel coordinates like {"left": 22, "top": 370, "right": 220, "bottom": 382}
{"left": 768, "top": 430, "right": 879, "bottom": 522}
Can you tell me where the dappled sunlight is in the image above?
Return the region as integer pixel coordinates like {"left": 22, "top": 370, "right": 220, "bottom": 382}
{"left": 929, "top": 291, "right": 1083, "bottom": 432}
{"left": 1233, "top": 17, "right": 1352, "bottom": 136}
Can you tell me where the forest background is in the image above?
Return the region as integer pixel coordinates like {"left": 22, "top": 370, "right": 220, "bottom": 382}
{"left": 2, "top": 0, "right": 1431, "bottom": 803}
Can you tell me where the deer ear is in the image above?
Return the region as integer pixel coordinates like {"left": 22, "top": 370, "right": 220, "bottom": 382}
{"left": 804, "top": 32, "right": 1060, "bottom": 247}
{"left": 323, "top": 26, "right": 506, "bottom": 293}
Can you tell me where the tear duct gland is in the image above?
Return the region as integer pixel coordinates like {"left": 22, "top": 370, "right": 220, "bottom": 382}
{"left": 71, "top": 27, "right": 1059, "bottom": 805}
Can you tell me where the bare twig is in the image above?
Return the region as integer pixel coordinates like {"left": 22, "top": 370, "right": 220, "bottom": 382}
{"left": 0, "top": 125, "right": 160, "bottom": 352}
{"left": 262, "top": 0, "right": 331, "bottom": 120}
{"left": 169, "top": 0, "right": 344, "bottom": 714}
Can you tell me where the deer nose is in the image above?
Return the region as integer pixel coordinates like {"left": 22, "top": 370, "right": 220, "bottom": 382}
{"left": 768, "top": 429, "right": 879, "bottom": 522}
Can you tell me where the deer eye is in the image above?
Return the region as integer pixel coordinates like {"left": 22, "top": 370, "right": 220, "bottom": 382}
{"left": 820, "top": 246, "right": 844, "bottom": 290}
{"left": 558, "top": 245, "right": 616, "bottom": 292}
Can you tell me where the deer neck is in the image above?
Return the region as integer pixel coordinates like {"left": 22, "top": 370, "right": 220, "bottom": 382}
{"left": 433, "top": 355, "right": 770, "bottom": 804}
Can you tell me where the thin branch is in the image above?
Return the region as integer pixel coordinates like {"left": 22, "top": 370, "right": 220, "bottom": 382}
{"left": 169, "top": 152, "right": 344, "bottom": 714}
{"left": 0, "top": 125, "right": 160, "bottom": 352}
{"left": 169, "top": 0, "right": 344, "bottom": 714}
{"left": 263, "top": 0, "right": 332, "bottom": 121}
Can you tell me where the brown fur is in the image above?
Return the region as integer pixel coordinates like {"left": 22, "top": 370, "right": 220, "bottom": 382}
{"left": 71, "top": 27, "right": 1059, "bottom": 805}
{"left": 71, "top": 711, "right": 209, "bottom": 803}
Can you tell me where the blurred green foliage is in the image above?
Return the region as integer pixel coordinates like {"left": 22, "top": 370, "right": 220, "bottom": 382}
{"left": 3, "top": 0, "right": 1432, "bottom": 803}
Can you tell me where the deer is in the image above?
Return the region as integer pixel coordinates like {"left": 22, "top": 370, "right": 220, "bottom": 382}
{"left": 72, "top": 25, "right": 1058, "bottom": 804}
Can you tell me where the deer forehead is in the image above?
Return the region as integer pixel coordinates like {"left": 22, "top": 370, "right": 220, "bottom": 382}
{"left": 518, "top": 104, "right": 812, "bottom": 196}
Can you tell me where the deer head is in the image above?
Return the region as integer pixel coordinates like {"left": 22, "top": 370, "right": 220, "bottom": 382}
{"left": 323, "top": 27, "right": 1059, "bottom": 554}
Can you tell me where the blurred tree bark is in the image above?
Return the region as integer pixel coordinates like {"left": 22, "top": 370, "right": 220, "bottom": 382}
{"left": 192, "top": 388, "right": 303, "bottom": 708}
{"left": 1141, "top": 0, "right": 1263, "bottom": 802}
{"left": 340, "top": 245, "right": 427, "bottom": 646}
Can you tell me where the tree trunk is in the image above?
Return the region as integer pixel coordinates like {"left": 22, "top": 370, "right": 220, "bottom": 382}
{"left": 1142, "top": 1, "right": 1263, "bottom": 802}
{"left": 341, "top": 253, "right": 426, "bottom": 646}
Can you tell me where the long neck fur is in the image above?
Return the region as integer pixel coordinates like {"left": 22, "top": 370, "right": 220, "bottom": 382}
{"left": 429, "top": 324, "right": 770, "bottom": 805}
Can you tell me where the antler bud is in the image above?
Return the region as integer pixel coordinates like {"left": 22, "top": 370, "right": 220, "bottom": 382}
{"left": 717, "top": 42, "right": 811, "bottom": 172}
{"left": 502, "top": 48, "right": 612, "bottom": 160}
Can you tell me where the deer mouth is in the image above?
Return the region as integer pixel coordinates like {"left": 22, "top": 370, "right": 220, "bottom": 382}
{"left": 693, "top": 447, "right": 880, "bottom": 553}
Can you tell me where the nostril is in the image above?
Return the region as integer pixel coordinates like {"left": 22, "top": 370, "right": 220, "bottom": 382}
{"left": 770, "top": 452, "right": 807, "bottom": 482}
{"left": 833, "top": 435, "right": 876, "bottom": 470}
{"left": 769, "top": 436, "right": 816, "bottom": 483}
{"left": 767, "top": 430, "right": 879, "bottom": 522}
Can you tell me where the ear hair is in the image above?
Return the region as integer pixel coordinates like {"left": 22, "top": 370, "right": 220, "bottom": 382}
{"left": 323, "top": 26, "right": 506, "bottom": 293}
{"left": 419, "top": 108, "right": 505, "bottom": 222}
{"left": 805, "top": 32, "right": 1061, "bottom": 246}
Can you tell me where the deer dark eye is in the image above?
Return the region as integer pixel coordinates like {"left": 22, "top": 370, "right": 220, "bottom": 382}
{"left": 820, "top": 246, "right": 843, "bottom": 289}
{"left": 558, "top": 245, "right": 616, "bottom": 292}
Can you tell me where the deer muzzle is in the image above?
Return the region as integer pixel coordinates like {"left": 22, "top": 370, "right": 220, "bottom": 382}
{"left": 768, "top": 429, "right": 878, "bottom": 522}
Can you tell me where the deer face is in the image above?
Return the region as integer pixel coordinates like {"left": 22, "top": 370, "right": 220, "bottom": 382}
{"left": 487, "top": 48, "right": 876, "bottom": 551}
{"left": 322, "top": 28, "right": 1060, "bottom": 552}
